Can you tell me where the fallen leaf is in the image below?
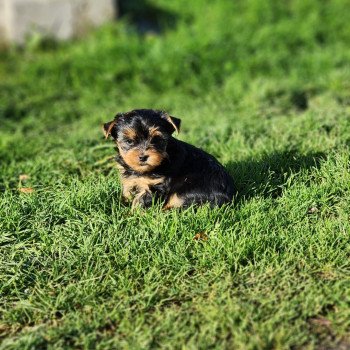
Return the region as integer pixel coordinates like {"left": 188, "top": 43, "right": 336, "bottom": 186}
{"left": 309, "top": 317, "right": 332, "bottom": 327}
{"left": 0, "top": 323, "right": 12, "bottom": 336}
{"left": 308, "top": 206, "right": 319, "bottom": 214}
{"left": 19, "top": 174, "right": 30, "bottom": 181}
{"left": 193, "top": 231, "right": 208, "bottom": 241}
{"left": 19, "top": 187, "right": 34, "bottom": 194}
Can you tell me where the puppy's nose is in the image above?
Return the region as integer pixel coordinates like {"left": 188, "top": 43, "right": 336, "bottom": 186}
{"left": 139, "top": 154, "right": 149, "bottom": 162}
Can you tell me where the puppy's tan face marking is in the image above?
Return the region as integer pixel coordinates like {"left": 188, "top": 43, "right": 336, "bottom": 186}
{"left": 118, "top": 146, "right": 165, "bottom": 173}
{"left": 149, "top": 126, "right": 162, "bottom": 137}
{"left": 123, "top": 127, "right": 137, "bottom": 140}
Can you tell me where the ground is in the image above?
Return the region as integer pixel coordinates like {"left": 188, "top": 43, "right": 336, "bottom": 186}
{"left": 0, "top": 0, "right": 350, "bottom": 349}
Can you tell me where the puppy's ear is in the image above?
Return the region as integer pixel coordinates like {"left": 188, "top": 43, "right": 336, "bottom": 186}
{"left": 162, "top": 113, "right": 181, "bottom": 134}
{"left": 103, "top": 113, "right": 124, "bottom": 139}
{"left": 103, "top": 120, "right": 117, "bottom": 139}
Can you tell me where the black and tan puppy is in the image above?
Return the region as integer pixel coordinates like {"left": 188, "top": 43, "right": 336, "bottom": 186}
{"left": 103, "top": 109, "right": 235, "bottom": 209}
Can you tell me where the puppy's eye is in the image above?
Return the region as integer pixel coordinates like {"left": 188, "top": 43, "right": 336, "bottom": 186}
{"left": 125, "top": 139, "right": 134, "bottom": 146}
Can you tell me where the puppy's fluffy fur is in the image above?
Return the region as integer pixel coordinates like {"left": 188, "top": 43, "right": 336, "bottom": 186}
{"left": 103, "top": 109, "right": 235, "bottom": 209}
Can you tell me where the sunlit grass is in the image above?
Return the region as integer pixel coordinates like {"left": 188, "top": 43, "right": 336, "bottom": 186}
{"left": 1, "top": 0, "right": 350, "bottom": 348}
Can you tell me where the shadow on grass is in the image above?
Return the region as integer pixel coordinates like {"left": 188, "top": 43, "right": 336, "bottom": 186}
{"left": 117, "top": 0, "right": 179, "bottom": 34}
{"left": 226, "top": 150, "right": 326, "bottom": 203}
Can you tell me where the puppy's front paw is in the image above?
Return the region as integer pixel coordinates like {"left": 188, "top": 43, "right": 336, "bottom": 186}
{"left": 139, "top": 191, "right": 153, "bottom": 208}
{"left": 132, "top": 191, "right": 153, "bottom": 209}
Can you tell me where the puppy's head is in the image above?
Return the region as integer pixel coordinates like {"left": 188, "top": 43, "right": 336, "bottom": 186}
{"left": 103, "top": 109, "right": 181, "bottom": 173}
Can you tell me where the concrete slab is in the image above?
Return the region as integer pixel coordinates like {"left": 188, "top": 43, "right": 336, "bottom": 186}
{"left": 0, "top": 0, "right": 117, "bottom": 44}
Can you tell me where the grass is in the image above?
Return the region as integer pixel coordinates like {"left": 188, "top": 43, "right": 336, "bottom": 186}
{"left": 0, "top": 0, "right": 350, "bottom": 348}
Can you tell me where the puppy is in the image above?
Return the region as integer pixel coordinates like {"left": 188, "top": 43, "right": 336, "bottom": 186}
{"left": 103, "top": 109, "right": 235, "bottom": 209}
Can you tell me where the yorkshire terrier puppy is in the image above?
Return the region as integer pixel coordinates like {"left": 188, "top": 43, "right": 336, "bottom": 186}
{"left": 103, "top": 109, "right": 235, "bottom": 209}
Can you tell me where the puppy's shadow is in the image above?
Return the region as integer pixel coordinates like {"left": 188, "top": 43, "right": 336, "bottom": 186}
{"left": 226, "top": 150, "right": 326, "bottom": 203}
{"left": 117, "top": 0, "right": 179, "bottom": 34}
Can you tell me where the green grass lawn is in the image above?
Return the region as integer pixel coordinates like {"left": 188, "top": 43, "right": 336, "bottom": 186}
{"left": 1, "top": 0, "right": 350, "bottom": 348}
